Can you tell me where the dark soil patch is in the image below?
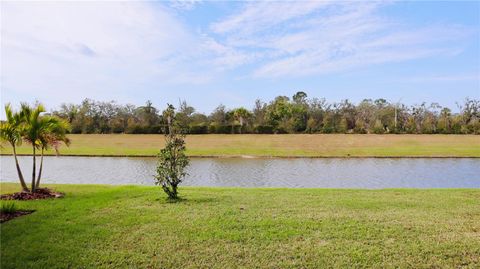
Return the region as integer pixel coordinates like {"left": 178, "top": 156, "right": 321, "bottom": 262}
{"left": 0, "top": 188, "right": 64, "bottom": 201}
{"left": 1, "top": 210, "right": 35, "bottom": 223}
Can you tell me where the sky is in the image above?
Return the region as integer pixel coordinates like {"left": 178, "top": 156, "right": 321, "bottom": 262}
{"left": 1, "top": 0, "right": 479, "bottom": 117}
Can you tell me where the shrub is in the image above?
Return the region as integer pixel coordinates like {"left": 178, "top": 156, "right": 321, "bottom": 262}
{"left": 125, "top": 124, "right": 144, "bottom": 134}
{"left": 254, "top": 124, "right": 274, "bottom": 134}
{"left": 210, "top": 124, "right": 231, "bottom": 134}
{"left": 189, "top": 124, "right": 208, "bottom": 134}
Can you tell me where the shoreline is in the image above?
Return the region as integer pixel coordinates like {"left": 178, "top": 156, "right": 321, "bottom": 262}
{"left": 1, "top": 182, "right": 479, "bottom": 190}
{"left": 2, "top": 153, "right": 479, "bottom": 158}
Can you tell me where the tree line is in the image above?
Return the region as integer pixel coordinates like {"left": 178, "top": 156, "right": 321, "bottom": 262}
{"left": 49, "top": 92, "right": 480, "bottom": 135}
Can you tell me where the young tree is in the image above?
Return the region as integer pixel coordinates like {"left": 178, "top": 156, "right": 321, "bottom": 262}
{"left": 154, "top": 104, "right": 189, "bottom": 200}
{"left": 0, "top": 104, "right": 29, "bottom": 191}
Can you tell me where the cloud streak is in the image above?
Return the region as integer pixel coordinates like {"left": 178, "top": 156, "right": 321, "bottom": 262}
{"left": 208, "top": 1, "right": 473, "bottom": 78}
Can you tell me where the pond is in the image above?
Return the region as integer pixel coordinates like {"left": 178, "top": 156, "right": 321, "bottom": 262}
{"left": 1, "top": 156, "right": 479, "bottom": 188}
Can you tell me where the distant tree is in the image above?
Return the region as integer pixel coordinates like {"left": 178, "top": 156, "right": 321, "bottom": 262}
{"left": 252, "top": 99, "right": 267, "bottom": 125}
{"left": 135, "top": 100, "right": 160, "bottom": 132}
{"left": 54, "top": 103, "right": 79, "bottom": 124}
{"left": 47, "top": 95, "right": 480, "bottom": 135}
{"left": 154, "top": 104, "right": 189, "bottom": 200}
{"left": 209, "top": 104, "right": 227, "bottom": 124}
{"left": 373, "top": 119, "right": 384, "bottom": 134}
{"left": 322, "top": 111, "right": 335, "bottom": 133}
{"left": 306, "top": 98, "right": 327, "bottom": 133}
{"left": 292, "top": 91, "right": 308, "bottom": 104}
{"left": 266, "top": 96, "right": 292, "bottom": 133}
{"left": 232, "top": 107, "right": 252, "bottom": 134}
{"left": 437, "top": 107, "right": 451, "bottom": 133}
{"left": 356, "top": 99, "right": 375, "bottom": 132}
{"left": 338, "top": 99, "right": 356, "bottom": 132}
{"left": 176, "top": 100, "right": 195, "bottom": 131}
{"left": 458, "top": 98, "right": 480, "bottom": 133}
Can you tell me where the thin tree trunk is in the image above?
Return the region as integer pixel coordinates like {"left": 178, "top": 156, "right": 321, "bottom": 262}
{"left": 31, "top": 146, "right": 36, "bottom": 193}
{"left": 35, "top": 147, "right": 44, "bottom": 189}
{"left": 12, "top": 145, "right": 29, "bottom": 191}
{"left": 239, "top": 117, "right": 243, "bottom": 134}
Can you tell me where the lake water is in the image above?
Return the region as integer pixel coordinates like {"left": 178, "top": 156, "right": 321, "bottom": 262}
{"left": 1, "top": 156, "right": 479, "bottom": 188}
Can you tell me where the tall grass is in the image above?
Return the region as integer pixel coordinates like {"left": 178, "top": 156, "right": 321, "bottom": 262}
{"left": 0, "top": 201, "right": 17, "bottom": 214}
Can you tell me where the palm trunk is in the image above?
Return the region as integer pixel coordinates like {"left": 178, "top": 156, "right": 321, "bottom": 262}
{"left": 35, "top": 147, "right": 44, "bottom": 189}
{"left": 12, "top": 145, "right": 29, "bottom": 191}
{"left": 31, "top": 146, "right": 36, "bottom": 193}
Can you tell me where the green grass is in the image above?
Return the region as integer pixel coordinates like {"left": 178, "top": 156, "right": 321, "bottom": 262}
{"left": 2, "top": 134, "right": 480, "bottom": 157}
{"left": 1, "top": 183, "right": 479, "bottom": 268}
{"left": 0, "top": 201, "right": 17, "bottom": 214}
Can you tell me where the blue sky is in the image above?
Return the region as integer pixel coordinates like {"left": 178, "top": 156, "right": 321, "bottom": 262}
{"left": 1, "top": 0, "right": 479, "bottom": 116}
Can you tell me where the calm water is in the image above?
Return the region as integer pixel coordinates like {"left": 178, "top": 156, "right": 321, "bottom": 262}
{"left": 1, "top": 156, "right": 479, "bottom": 188}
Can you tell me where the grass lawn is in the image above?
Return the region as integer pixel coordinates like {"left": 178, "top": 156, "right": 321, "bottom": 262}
{"left": 2, "top": 134, "right": 479, "bottom": 157}
{"left": 1, "top": 183, "right": 479, "bottom": 268}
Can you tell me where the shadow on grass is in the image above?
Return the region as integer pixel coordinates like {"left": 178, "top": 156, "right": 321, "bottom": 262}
{"left": 154, "top": 196, "right": 218, "bottom": 204}
{"left": 0, "top": 210, "right": 35, "bottom": 223}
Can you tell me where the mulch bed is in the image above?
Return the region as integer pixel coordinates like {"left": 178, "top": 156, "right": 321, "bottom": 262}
{"left": 1, "top": 210, "right": 35, "bottom": 223}
{"left": 0, "top": 188, "right": 65, "bottom": 201}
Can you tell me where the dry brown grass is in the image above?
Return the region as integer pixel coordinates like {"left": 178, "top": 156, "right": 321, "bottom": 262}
{"left": 2, "top": 134, "right": 479, "bottom": 157}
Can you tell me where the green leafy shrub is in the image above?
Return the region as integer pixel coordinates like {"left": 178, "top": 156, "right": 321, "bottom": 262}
{"left": 154, "top": 104, "right": 189, "bottom": 200}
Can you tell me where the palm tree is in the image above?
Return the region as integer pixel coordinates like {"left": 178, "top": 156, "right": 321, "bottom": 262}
{"left": 21, "top": 103, "right": 71, "bottom": 192}
{"left": 36, "top": 118, "right": 71, "bottom": 189}
{"left": 232, "top": 108, "right": 251, "bottom": 134}
{"left": 0, "top": 104, "right": 29, "bottom": 191}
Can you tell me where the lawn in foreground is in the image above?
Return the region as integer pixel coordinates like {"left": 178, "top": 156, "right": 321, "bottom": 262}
{"left": 3, "top": 134, "right": 480, "bottom": 157}
{"left": 1, "top": 183, "right": 479, "bottom": 268}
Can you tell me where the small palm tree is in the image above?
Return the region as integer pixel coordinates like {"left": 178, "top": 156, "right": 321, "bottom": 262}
{"left": 36, "top": 118, "right": 71, "bottom": 189}
{"left": 0, "top": 104, "right": 29, "bottom": 191}
{"left": 21, "top": 103, "right": 71, "bottom": 192}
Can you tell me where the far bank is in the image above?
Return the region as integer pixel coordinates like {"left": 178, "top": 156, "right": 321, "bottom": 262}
{"left": 1, "top": 134, "right": 479, "bottom": 158}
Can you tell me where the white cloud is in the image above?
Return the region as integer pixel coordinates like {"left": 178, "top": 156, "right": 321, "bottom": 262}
{"left": 401, "top": 73, "right": 480, "bottom": 83}
{"left": 169, "top": 0, "right": 203, "bottom": 11}
{"left": 0, "top": 1, "right": 210, "bottom": 107}
{"left": 200, "top": 37, "right": 255, "bottom": 70}
{"left": 211, "top": 1, "right": 332, "bottom": 35}
{"left": 208, "top": 1, "right": 474, "bottom": 78}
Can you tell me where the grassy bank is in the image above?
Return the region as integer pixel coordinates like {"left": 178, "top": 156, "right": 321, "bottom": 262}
{"left": 2, "top": 134, "right": 479, "bottom": 157}
{"left": 1, "top": 183, "right": 479, "bottom": 268}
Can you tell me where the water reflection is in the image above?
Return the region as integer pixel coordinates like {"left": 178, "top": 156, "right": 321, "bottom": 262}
{"left": 1, "top": 156, "right": 479, "bottom": 188}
